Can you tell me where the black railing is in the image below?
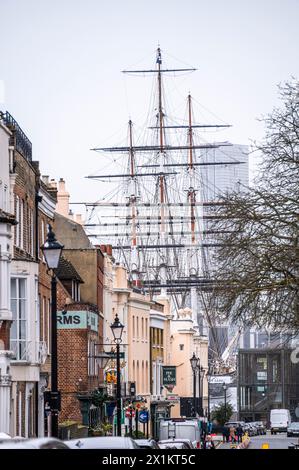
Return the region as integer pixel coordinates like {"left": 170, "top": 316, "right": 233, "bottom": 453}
{"left": 1, "top": 111, "right": 32, "bottom": 161}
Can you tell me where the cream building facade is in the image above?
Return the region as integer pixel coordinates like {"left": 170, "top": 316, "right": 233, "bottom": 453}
{"left": 169, "top": 308, "right": 209, "bottom": 418}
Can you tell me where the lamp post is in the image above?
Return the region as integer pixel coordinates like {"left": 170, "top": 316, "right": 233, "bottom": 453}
{"left": 190, "top": 353, "right": 198, "bottom": 417}
{"left": 197, "top": 360, "right": 205, "bottom": 417}
{"left": 223, "top": 382, "right": 227, "bottom": 418}
{"left": 110, "top": 313, "right": 124, "bottom": 436}
{"left": 207, "top": 365, "right": 213, "bottom": 422}
{"left": 41, "top": 224, "right": 64, "bottom": 438}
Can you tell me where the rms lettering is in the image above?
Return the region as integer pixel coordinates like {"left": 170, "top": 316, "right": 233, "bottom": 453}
{"left": 57, "top": 314, "right": 81, "bottom": 325}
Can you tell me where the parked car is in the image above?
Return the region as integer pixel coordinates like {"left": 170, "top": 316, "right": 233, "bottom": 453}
{"left": 270, "top": 409, "right": 291, "bottom": 434}
{"left": 134, "top": 438, "right": 160, "bottom": 449}
{"left": 0, "top": 438, "right": 70, "bottom": 449}
{"left": 287, "top": 422, "right": 299, "bottom": 437}
{"left": 158, "top": 439, "right": 194, "bottom": 449}
{"left": 224, "top": 421, "right": 239, "bottom": 430}
{"left": 67, "top": 436, "right": 139, "bottom": 449}
{"left": 248, "top": 423, "right": 259, "bottom": 436}
{"left": 253, "top": 421, "right": 266, "bottom": 435}
{"left": 242, "top": 423, "right": 257, "bottom": 436}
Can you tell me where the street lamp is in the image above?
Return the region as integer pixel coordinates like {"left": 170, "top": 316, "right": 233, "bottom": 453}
{"left": 41, "top": 224, "right": 64, "bottom": 438}
{"left": 223, "top": 382, "right": 227, "bottom": 418}
{"left": 110, "top": 313, "right": 124, "bottom": 436}
{"left": 190, "top": 353, "right": 198, "bottom": 417}
{"left": 197, "top": 359, "right": 205, "bottom": 417}
{"left": 207, "top": 364, "right": 213, "bottom": 421}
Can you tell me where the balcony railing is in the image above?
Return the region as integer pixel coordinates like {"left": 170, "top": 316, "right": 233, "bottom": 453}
{"left": 1, "top": 111, "right": 32, "bottom": 161}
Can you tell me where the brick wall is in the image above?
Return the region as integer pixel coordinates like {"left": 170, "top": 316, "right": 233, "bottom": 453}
{"left": 56, "top": 298, "right": 101, "bottom": 423}
{"left": 38, "top": 213, "right": 53, "bottom": 378}
{"left": 12, "top": 150, "right": 39, "bottom": 260}
{"left": 58, "top": 325, "right": 99, "bottom": 423}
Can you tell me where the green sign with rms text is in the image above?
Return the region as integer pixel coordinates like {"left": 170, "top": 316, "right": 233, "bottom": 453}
{"left": 57, "top": 311, "right": 98, "bottom": 332}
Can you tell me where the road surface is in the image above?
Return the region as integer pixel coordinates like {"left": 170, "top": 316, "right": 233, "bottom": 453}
{"left": 249, "top": 433, "right": 298, "bottom": 449}
{"left": 218, "top": 432, "right": 298, "bottom": 449}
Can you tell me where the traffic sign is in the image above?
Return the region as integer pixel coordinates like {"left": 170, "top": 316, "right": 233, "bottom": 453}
{"left": 125, "top": 409, "right": 135, "bottom": 418}
{"left": 139, "top": 410, "right": 149, "bottom": 423}
{"left": 106, "top": 351, "right": 125, "bottom": 359}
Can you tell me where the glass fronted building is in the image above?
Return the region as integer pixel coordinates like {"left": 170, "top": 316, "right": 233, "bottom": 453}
{"left": 238, "top": 348, "right": 299, "bottom": 425}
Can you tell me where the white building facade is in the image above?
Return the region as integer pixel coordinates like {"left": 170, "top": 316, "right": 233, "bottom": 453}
{"left": 0, "top": 119, "right": 15, "bottom": 434}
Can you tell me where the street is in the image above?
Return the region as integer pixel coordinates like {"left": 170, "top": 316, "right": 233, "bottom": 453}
{"left": 219, "top": 432, "right": 298, "bottom": 450}
{"left": 249, "top": 433, "right": 298, "bottom": 449}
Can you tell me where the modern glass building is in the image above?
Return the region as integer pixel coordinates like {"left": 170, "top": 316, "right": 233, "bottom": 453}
{"left": 238, "top": 348, "right": 299, "bottom": 425}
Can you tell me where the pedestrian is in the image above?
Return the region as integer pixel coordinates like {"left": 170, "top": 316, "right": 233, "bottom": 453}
{"left": 229, "top": 426, "right": 237, "bottom": 443}
{"left": 222, "top": 425, "right": 228, "bottom": 443}
{"left": 236, "top": 424, "right": 243, "bottom": 443}
{"left": 204, "top": 434, "right": 215, "bottom": 449}
{"left": 201, "top": 419, "right": 207, "bottom": 442}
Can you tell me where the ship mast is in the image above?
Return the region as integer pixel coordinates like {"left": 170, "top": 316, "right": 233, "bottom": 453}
{"left": 187, "top": 94, "right": 200, "bottom": 328}
{"left": 157, "top": 47, "right": 167, "bottom": 297}
{"left": 128, "top": 119, "right": 139, "bottom": 285}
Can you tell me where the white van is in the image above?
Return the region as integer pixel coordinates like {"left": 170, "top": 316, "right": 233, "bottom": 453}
{"left": 159, "top": 419, "right": 201, "bottom": 448}
{"left": 270, "top": 409, "right": 291, "bottom": 434}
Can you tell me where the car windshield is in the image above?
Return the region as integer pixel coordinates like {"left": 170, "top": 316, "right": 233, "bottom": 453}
{"left": 290, "top": 423, "right": 299, "bottom": 428}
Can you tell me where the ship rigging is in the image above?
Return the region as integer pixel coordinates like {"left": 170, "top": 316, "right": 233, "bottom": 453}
{"left": 71, "top": 47, "right": 247, "bottom": 368}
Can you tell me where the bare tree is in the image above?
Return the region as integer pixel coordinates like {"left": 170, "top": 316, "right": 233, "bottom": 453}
{"left": 212, "top": 80, "right": 299, "bottom": 332}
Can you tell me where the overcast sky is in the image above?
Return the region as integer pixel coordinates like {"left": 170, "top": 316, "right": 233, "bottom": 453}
{"left": 1, "top": 0, "right": 299, "bottom": 205}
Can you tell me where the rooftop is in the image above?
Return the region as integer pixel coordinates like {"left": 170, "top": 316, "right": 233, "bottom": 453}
{"left": 56, "top": 256, "right": 84, "bottom": 283}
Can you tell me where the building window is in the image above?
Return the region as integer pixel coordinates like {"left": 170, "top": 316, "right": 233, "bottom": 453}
{"left": 42, "top": 297, "right": 46, "bottom": 344}
{"left": 179, "top": 344, "right": 184, "bottom": 351}
{"left": 31, "top": 208, "right": 35, "bottom": 257}
{"left": 10, "top": 278, "right": 27, "bottom": 360}
{"left": 145, "top": 361, "right": 148, "bottom": 391}
{"left": 20, "top": 199, "right": 24, "bottom": 250}
{"left": 132, "top": 316, "right": 135, "bottom": 338}
{"left": 136, "top": 361, "right": 139, "bottom": 393}
{"left": 141, "top": 317, "right": 144, "bottom": 340}
{"left": 41, "top": 219, "right": 45, "bottom": 261}
{"left": 4, "top": 184, "right": 7, "bottom": 211}
{"left": 15, "top": 196, "right": 20, "bottom": 247}
{"left": 136, "top": 317, "right": 139, "bottom": 339}
{"left": 88, "top": 340, "right": 96, "bottom": 376}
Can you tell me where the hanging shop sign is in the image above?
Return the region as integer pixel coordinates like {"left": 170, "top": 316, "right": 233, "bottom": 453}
{"left": 162, "top": 366, "right": 176, "bottom": 386}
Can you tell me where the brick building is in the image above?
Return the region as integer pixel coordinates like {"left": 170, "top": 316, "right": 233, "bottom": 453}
{"left": 0, "top": 112, "right": 59, "bottom": 437}
{"left": 53, "top": 248, "right": 103, "bottom": 427}
{"left": 48, "top": 182, "right": 105, "bottom": 427}
{"left": 3, "top": 111, "right": 41, "bottom": 437}
{"left": 36, "top": 176, "right": 57, "bottom": 435}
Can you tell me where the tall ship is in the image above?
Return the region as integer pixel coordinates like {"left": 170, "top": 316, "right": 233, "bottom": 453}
{"left": 72, "top": 47, "right": 249, "bottom": 371}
